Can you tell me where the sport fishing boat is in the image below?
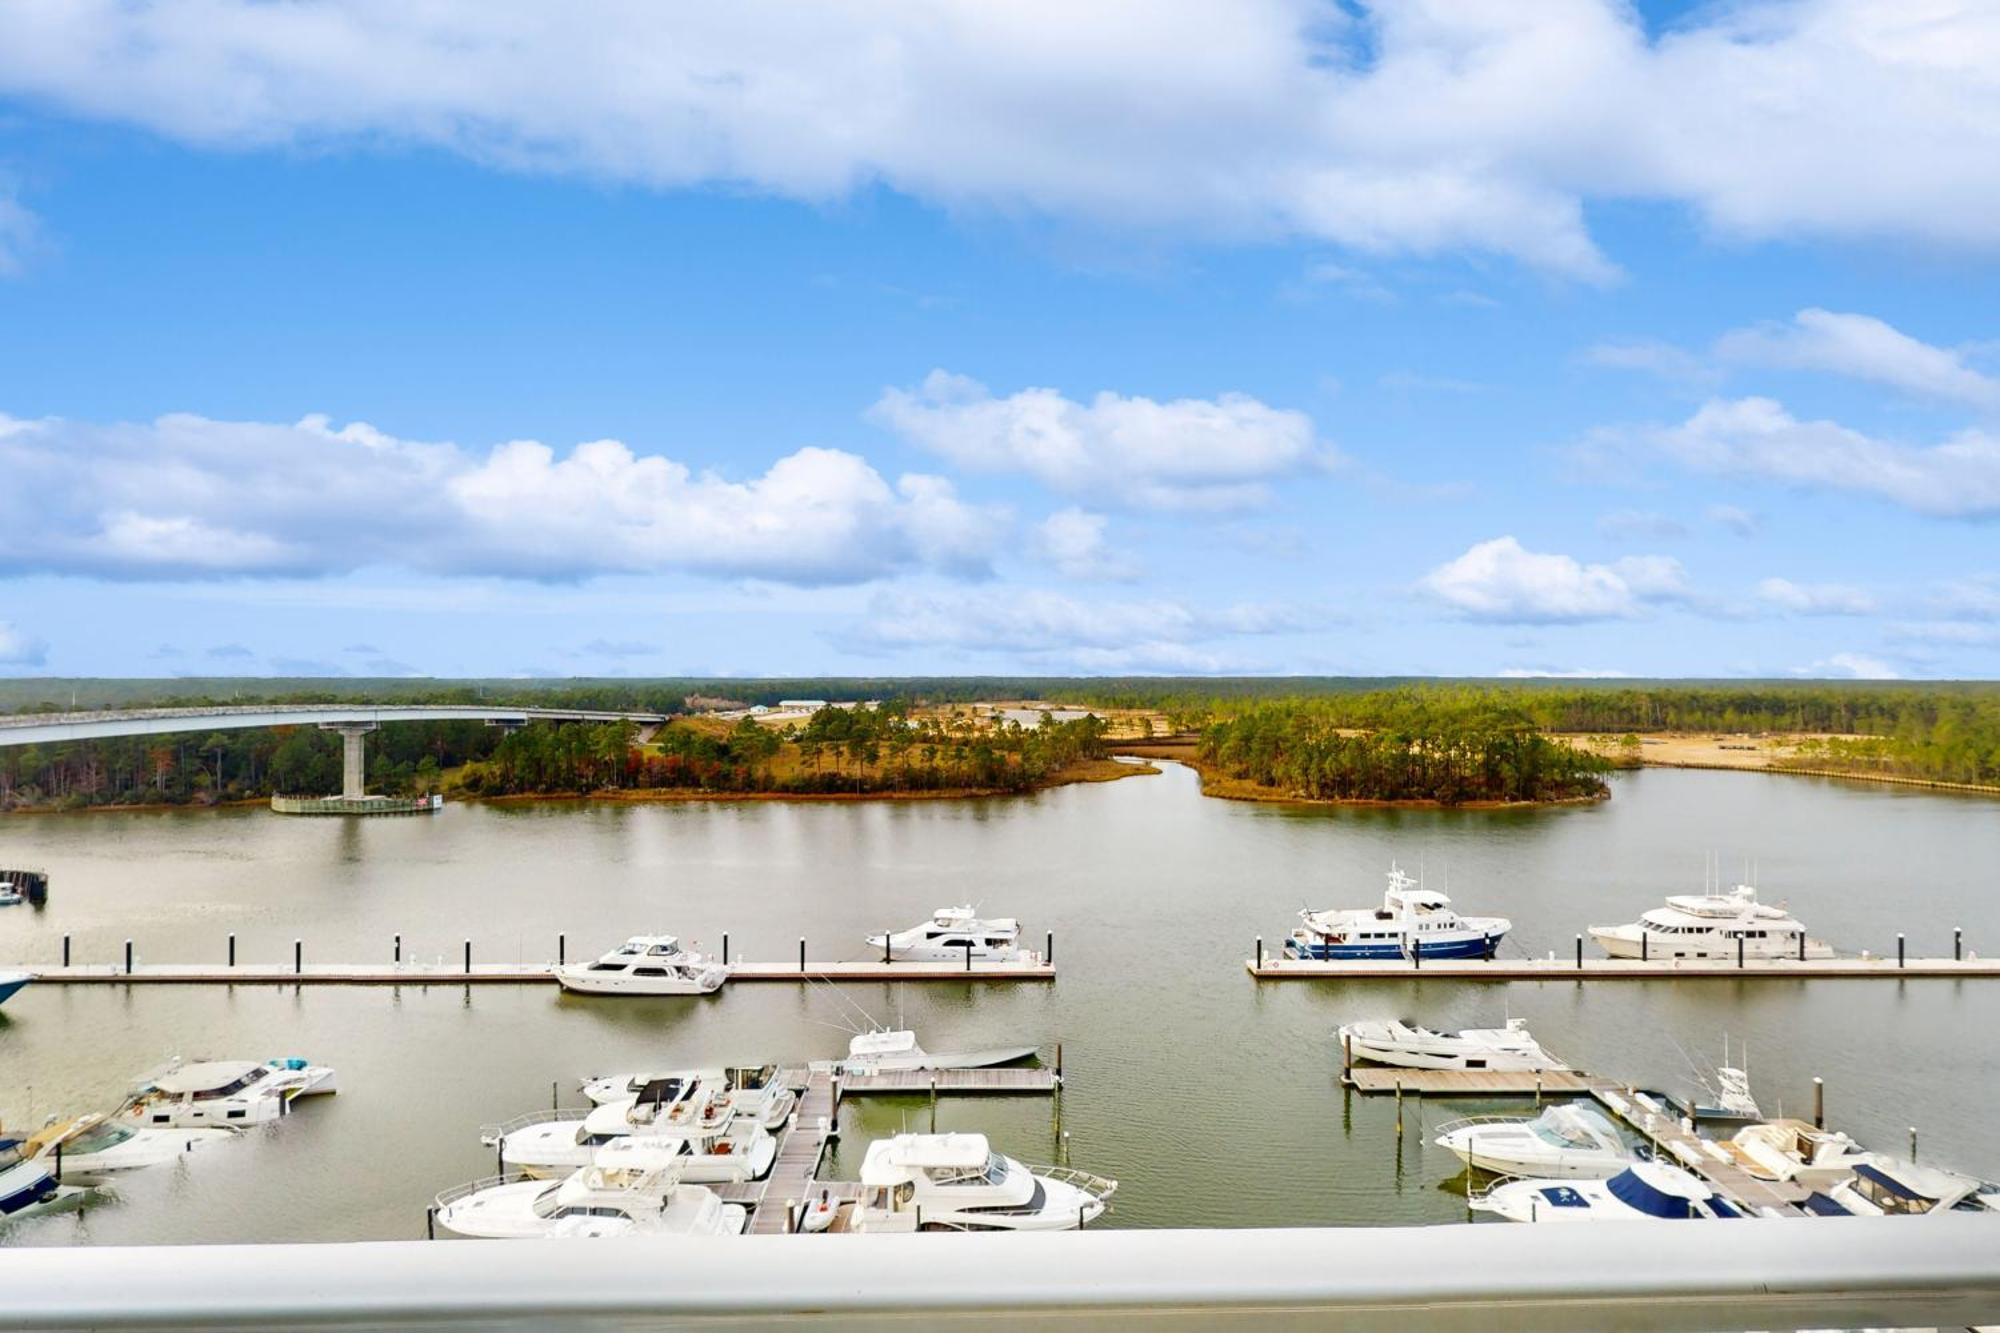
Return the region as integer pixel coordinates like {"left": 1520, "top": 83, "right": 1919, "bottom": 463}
{"left": 831, "top": 1028, "right": 1039, "bottom": 1076}
{"left": 1434, "top": 1103, "right": 1633, "bottom": 1179}
{"left": 579, "top": 1065, "right": 797, "bottom": 1128}
{"left": 1286, "top": 865, "right": 1509, "bottom": 960}
{"left": 0, "top": 970, "right": 31, "bottom": 1007}
{"left": 1473, "top": 1162, "right": 1744, "bottom": 1222}
{"left": 115, "top": 1057, "right": 337, "bottom": 1129}
{"left": 1337, "top": 1017, "right": 1566, "bottom": 1072}
{"left": 553, "top": 935, "right": 731, "bottom": 996}
{"left": 849, "top": 1133, "right": 1116, "bottom": 1232}
{"left": 865, "top": 907, "right": 1032, "bottom": 963}
{"left": 433, "top": 1154, "right": 747, "bottom": 1240}
{"left": 24, "top": 1114, "right": 234, "bottom": 1186}
{"left": 1589, "top": 879, "right": 1832, "bottom": 960}
{"left": 1719, "top": 1120, "right": 1871, "bottom": 1188}
{"left": 0, "top": 1135, "right": 86, "bottom": 1222}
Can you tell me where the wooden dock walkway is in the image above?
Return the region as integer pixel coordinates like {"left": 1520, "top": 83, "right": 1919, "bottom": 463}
{"left": 14, "top": 959, "right": 1054, "bottom": 987}
{"left": 1249, "top": 955, "right": 1998, "bottom": 981}
{"left": 837, "top": 1067, "right": 1060, "bottom": 1096}
{"left": 741, "top": 1067, "right": 839, "bottom": 1235}
{"left": 1341, "top": 1067, "right": 1606, "bottom": 1096}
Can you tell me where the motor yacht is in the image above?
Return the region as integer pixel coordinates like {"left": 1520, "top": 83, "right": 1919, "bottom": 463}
{"left": 579, "top": 1065, "right": 797, "bottom": 1128}
{"left": 0, "top": 970, "right": 30, "bottom": 1007}
{"left": 1435, "top": 1103, "right": 1633, "bottom": 1179}
{"left": 24, "top": 1114, "right": 233, "bottom": 1186}
{"left": 864, "top": 908, "right": 1032, "bottom": 964}
{"left": 553, "top": 935, "right": 730, "bottom": 996}
{"left": 849, "top": 1132, "right": 1116, "bottom": 1233}
{"left": 1286, "top": 865, "right": 1509, "bottom": 961}
{"left": 1811, "top": 1156, "right": 2000, "bottom": 1216}
{"left": 0, "top": 1136, "right": 86, "bottom": 1222}
{"left": 1337, "top": 1017, "right": 1565, "bottom": 1072}
{"left": 1718, "top": 1120, "right": 1870, "bottom": 1188}
{"left": 115, "top": 1057, "right": 337, "bottom": 1129}
{"left": 434, "top": 1155, "right": 747, "bottom": 1239}
{"left": 831, "top": 1028, "right": 1039, "bottom": 1076}
{"left": 494, "top": 1097, "right": 777, "bottom": 1182}
{"left": 1473, "top": 1162, "right": 1744, "bottom": 1222}
{"left": 1589, "top": 880, "right": 1832, "bottom": 960}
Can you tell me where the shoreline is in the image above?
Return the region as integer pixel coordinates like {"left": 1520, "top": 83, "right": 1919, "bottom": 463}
{"left": 1114, "top": 744, "right": 1608, "bottom": 810}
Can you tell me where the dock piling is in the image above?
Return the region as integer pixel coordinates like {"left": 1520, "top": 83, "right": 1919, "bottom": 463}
{"left": 551, "top": 1081, "right": 559, "bottom": 1112}
{"left": 722, "top": 933, "right": 729, "bottom": 966}
{"left": 1641, "top": 933, "right": 1648, "bottom": 962}
{"left": 929, "top": 1077, "right": 938, "bottom": 1132}
{"left": 1413, "top": 940, "right": 1421, "bottom": 970}
{"left": 1909, "top": 1126, "right": 1919, "bottom": 1162}
{"left": 1055, "top": 1042, "right": 1064, "bottom": 1083}
{"left": 1813, "top": 1076, "right": 1825, "bottom": 1129}
{"left": 463, "top": 940, "right": 471, "bottom": 975}
{"left": 228, "top": 933, "right": 235, "bottom": 967}
{"left": 294, "top": 939, "right": 301, "bottom": 975}
{"left": 425, "top": 1207, "right": 435, "bottom": 1242}
{"left": 1535, "top": 1070, "right": 1543, "bottom": 1107}
{"left": 124, "top": 939, "right": 133, "bottom": 975}
{"left": 1955, "top": 926, "right": 1963, "bottom": 962}
{"left": 1255, "top": 936, "right": 1263, "bottom": 970}
{"left": 1394, "top": 1078, "right": 1404, "bottom": 1135}
{"left": 883, "top": 930, "right": 891, "bottom": 965}
{"left": 394, "top": 933, "right": 402, "bottom": 965}
{"left": 62, "top": 934, "right": 70, "bottom": 967}
{"left": 964, "top": 940, "right": 972, "bottom": 972}
{"left": 1575, "top": 935, "right": 1583, "bottom": 970}
{"left": 1342, "top": 1032, "right": 1352, "bottom": 1075}
{"left": 557, "top": 933, "right": 565, "bottom": 967}
{"left": 1046, "top": 931, "right": 1053, "bottom": 966}
{"left": 1898, "top": 933, "right": 1906, "bottom": 969}
{"left": 1738, "top": 935, "right": 1745, "bottom": 969}
{"left": 1798, "top": 931, "right": 1805, "bottom": 962}
{"left": 799, "top": 938, "right": 806, "bottom": 974}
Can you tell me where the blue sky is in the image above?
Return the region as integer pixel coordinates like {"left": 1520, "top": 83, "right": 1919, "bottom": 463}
{"left": 3, "top": 1, "right": 2000, "bottom": 680}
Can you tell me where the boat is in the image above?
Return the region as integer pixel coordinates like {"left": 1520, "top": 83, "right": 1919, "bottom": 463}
{"left": 849, "top": 1133, "right": 1116, "bottom": 1232}
{"left": 0, "top": 881, "right": 23, "bottom": 907}
{"left": 0, "top": 970, "right": 31, "bottom": 1007}
{"left": 798, "top": 1189, "right": 840, "bottom": 1233}
{"left": 433, "top": 1155, "right": 747, "bottom": 1239}
{"left": 1718, "top": 1120, "right": 1870, "bottom": 1187}
{"left": 1285, "top": 865, "right": 1509, "bottom": 960}
{"left": 1473, "top": 1162, "right": 1744, "bottom": 1222}
{"left": 23, "top": 1114, "right": 234, "bottom": 1186}
{"left": 579, "top": 1065, "right": 797, "bottom": 1128}
{"left": 1337, "top": 1017, "right": 1565, "bottom": 1072}
{"left": 0, "top": 1135, "right": 87, "bottom": 1222}
{"left": 114, "top": 1057, "right": 338, "bottom": 1129}
{"left": 1811, "top": 1156, "right": 2000, "bottom": 1217}
{"left": 494, "top": 1095, "right": 777, "bottom": 1182}
{"left": 831, "top": 1028, "right": 1039, "bottom": 1076}
{"left": 1434, "top": 1103, "right": 1633, "bottom": 1179}
{"left": 864, "top": 908, "right": 1033, "bottom": 964}
{"left": 1589, "top": 877, "right": 1832, "bottom": 960}
{"left": 553, "top": 935, "right": 730, "bottom": 996}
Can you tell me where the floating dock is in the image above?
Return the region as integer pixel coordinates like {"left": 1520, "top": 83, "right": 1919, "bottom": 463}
{"left": 836, "top": 1067, "right": 1060, "bottom": 1096}
{"left": 1250, "top": 955, "right": 1998, "bottom": 981}
{"left": 1341, "top": 1068, "right": 1607, "bottom": 1096}
{"left": 13, "top": 959, "right": 1054, "bottom": 986}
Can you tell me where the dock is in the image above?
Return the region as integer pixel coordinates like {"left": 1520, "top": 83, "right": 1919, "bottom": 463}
{"left": 836, "top": 1067, "right": 1060, "bottom": 1096}
{"left": 14, "top": 959, "right": 1053, "bottom": 987}
{"left": 729, "top": 1067, "right": 842, "bottom": 1235}
{"left": 1249, "top": 955, "right": 1999, "bottom": 981}
{"left": 1341, "top": 1068, "right": 1606, "bottom": 1096}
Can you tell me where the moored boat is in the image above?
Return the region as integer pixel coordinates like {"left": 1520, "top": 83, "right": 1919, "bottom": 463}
{"left": 115, "top": 1057, "right": 337, "bottom": 1129}
{"left": 865, "top": 908, "right": 1033, "bottom": 964}
{"left": 0, "top": 1135, "right": 87, "bottom": 1222}
{"left": 579, "top": 1065, "right": 797, "bottom": 1128}
{"left": 1589, "top": 880, "right": 1832, "bottom": 960}
{"left": 554, "top": 935, "right": 730, "bottom": 996}
{"left": 1435, "top": 1103, "right": 1632, "bottom": 1179}
{"left": 831, "top": 1028, "right": 1038, "bottom": 1076}
{"left": 1719, "top": 1119, "right": 1870, "bottom": 1188}
{"left": 1286, "top": 865, "right": 1508, "bottom": 961}
{"left": 0, "top": 970, "right": 31, "bottom": 1007}
{"left": 849, "top": 1133, "right": 1115, "bottom": 1232}
{"left": 433, "top": 1154, "right": 747, "bottom": 1239}
{"left": 1337, "top": 1017, "right": 1565, "bottom": 1072}
{"left": 24, "top": 1113, "right": 234, "bottom": 1186}
{"left": 1473, "top": 1162, "right": 1744, "bottom": 1222}
{"left": 1811, "top": 1156, "right": 2000, "bottom": 1216}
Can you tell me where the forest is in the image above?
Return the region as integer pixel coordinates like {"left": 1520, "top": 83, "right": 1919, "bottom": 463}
{"left": 1197, "top": 694, "right": 1610, "bottom": 805}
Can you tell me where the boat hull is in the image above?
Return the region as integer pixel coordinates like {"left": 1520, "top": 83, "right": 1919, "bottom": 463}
{"left": 0, "top": 974, "right": 29, "bottom": 1006}
{"left": 554, "top": 966, "right": 729, "bottom": 996}
{"left": 1286, "top": 930, "right": 1506, "bottom": 961}
{"left": 1590, "top": 927, "right": 1835, "bottom": 961}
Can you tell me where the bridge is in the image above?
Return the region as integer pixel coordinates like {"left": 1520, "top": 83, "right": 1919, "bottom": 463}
{"left": 0, "top": 704, "right": 668, "bottom": 808}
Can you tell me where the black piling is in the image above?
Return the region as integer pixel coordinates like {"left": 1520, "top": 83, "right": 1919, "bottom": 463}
{"left": 558, "top": 933, "right": 565, "bottom": 967}
{"left": 1045, "top": 931, "right": 1053, "bottom": 965}
{"left": 1813, "top": 1076, "right": 1825, "bottom": 1129}
{"left": 721, "top": 932, "right": 730, "bottom": 966}
{"left": 1255, "top": 936, "right": 1263, "bottom": 970}
{"left": 394, "top": 933, "right": 402, "bottom": 965}
{"left": 124, "top": 939, "right": 133, "bottom": 975}
{"left": 1897, "top": 933, "right": 1906, "bottom": 969}
{"left": 62, "top": 934, "right": 70, "bottom": 967}
{"left": 963, "top": 939, "right": 973, "bottom": 972}
{"left": 294, "top": 939, "right": 302, "bottom": 975}
{"left": 1737, "top": 934, "right": 1745, "bottom": 970}
{"left": 798, "top": 937, "right": 806, "bottom": 973}
{"left": 228, "top": 933, "right": 236, "bottom": 967}
{"left": 1955, "top": 926, "right": 1963, "bottom": 962}
{"left": 464, "top": 940, "right": 472, "bottom": 975}
{"left": 1574, "top": 935, "right": 1583, "bottom": 970}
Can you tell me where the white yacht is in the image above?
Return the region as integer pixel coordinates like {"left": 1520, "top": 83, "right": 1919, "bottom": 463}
{"left": 0, "top": 1135, "right": 87, "bottom": 1222}
{"left": 554, "top": 935, "right": 731, "bottom": 996}
{"left": 493, "top": 1096, "right": 777, "bottom": 1182}
{"left": 579, "top": 1065, "right": 797, "bottom": 1128}
{"left": 849, "top": 1133, "right": 1116, "bottom": 1232}
{"left": 1435, "top": 1103, "right": 1632, "bottom": 1179}
{"left": 1590, "top": 880, "right": 1832, "bottom": 960}
{"left": 1718, "top": 1120, "right": 1870, "bottom": 1188}
{"left": 115, "top": 1057, "right": 337, "bottom": 1129}
{"left": 434, "top": 1155, "right": 747, "bottom": 1240}
{"left": 0, "top": 881, "right": 23, "bottom": 907}
{"left": 1813, "top": 1156, "right": 2000, "bottom": 1217}
{"left": 831, "top": 1028, "right": 1039, "bottom": 1076}
{"left": 865, "top": 908, "right": 1032, "bottom": 964}
{"left": 1286, "top": 865, "right": 1510, "bottom": 961}
{"left": 1337, "top": 1017, "right": 1565, "bottom": 1072}
{"left": 1474, "top": 1162, "right": 1745, "bottom": 1222}
{"left": 24, "top": 1114, "right": 234, "bottom": 1186}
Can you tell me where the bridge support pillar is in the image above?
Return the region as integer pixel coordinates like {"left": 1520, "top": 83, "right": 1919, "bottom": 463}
{"left": 319, "top": 723, "right": 378, "bottom": 800}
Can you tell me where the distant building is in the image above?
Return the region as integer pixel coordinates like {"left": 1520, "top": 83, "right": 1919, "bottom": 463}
{"left": 777, "top": 699, "right": 829, "bottom": 710}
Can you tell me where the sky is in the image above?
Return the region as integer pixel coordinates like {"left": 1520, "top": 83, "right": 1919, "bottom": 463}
{"left": 3, "top": 1, "right": 2000, "bottom": 681}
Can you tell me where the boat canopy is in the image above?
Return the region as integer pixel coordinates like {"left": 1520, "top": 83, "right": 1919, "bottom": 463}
{"left": 1605, "top": 1165, "right": 1716, "bottom": 1219}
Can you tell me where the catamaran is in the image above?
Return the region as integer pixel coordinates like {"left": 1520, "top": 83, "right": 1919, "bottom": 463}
{"left": 554, "top": 935, "right": 731, "bottom": 996}
{"left": 114, "top": 1057, "right": 338, "bottom": 1129}
{"left": 1589, "top": 875, "right": 1832, "bottom": 960}
{"left": 1286, "top": 865, "right": 1509, "bottom": 960}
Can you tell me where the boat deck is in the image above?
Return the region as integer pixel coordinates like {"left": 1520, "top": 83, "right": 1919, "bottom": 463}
{"left": 1250, "top": 956, "right": 1998, "bottom": 981}
{"left": 837, "top": 1067, "right": 1060, "bottom": 1096}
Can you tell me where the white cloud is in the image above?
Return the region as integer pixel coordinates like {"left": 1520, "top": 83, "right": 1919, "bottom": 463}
{"left": 1756, "top": 578, "right": 1875, "bottom": 615}
{"left": 1031, "top": 508, "right": 1138, "bottom": 581}
{"left": 1716, "top": 309, "right": 2000, "bottom": 409}
{"left": 1930, "top": 577, "right": 2000, "bottom": 621}
{"left": 9, "top": 4, "right": 2000, "bottom": 276}
{"left": 1706, "top": 504, "right": 1761, "bottom": 537}
{"left": 1791, "top": 652, "right": 1901, "bottom": 680}
{"left": 0, "top": 408, "right": 1004, "bottom": 585}
{"left": 0, "top": 621, "right": 48, "bottom": 667}
{"left": 869, "top": 370, "right": 1334, "bottom": 511}
{"left": 1649, "top": 398, "right": 2000, "bottom": 519}
{"left": 1420, "top": 536, "right": 1687, "bottom": 624}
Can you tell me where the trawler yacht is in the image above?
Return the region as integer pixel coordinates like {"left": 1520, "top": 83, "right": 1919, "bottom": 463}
{"left": 865, "top": 908, "right": 1031, "bottom": 963}
{"left": 554, "top": 935, "right": 730, "bottom": 996}
{"left": 579, "top": 1065, "right": 796, "bottom": 1128}
{"left": 24, "top": 1114, "right": 233, "bottom": 1186}
{"left": 1590, "top": 881, "right": 1831, "bottom": 960}
{"left": 434, "top": 1154, "right": 747, "bottom": 1239}
{"left": 849, "top": 1133, "right": 1115, "bottom": 1232}
{"left": 1286, "top": 865, "right": 1509, "bottom": 960}
{"left": 1435, "top": 1103, "right": 1632, "bottom": 1179}
{"left": 115, "top": 1057, "right": 337, "bottom": 1129}
{"left": 1474, "top": 1162, "right": 1744, "bottom": 1222}
{"left": 1337, "top": 1017, "right": 1565, "bottom": 1072}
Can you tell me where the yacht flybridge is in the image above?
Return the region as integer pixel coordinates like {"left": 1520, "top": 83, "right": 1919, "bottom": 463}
{"left": 1474, "top": 1162, "right": 1745, "bottom": 1222}
{"left": 554, "top": 935, "right": 731, "bottom": 996}
{"left": 115, "top": 1058, "right": 337, "bottom": 1129}
{"left": 850, "top": 1133, "right": 1115, "bottom": 1232}
{"left": 1337, "top": 1018, "right": 1566, "bottom": 1072}
{"left": 1435, "top": 1103, "right": 1632, "bottom": 1179}
{"left": 865, "top": 908, "right": 1033, "bottom": 964}
{"left": 1589, "top": 878, "right": 1832, "bottom": 960}
{"left": 1286, "top": 865, "right": 1509, "bottom": 961}
{"left": 433, "top": 1154, "right": 747, "bottom": 1239}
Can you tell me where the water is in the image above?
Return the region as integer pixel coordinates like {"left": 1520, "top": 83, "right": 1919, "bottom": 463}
{"left": 2, "top": 762, "right": 1997, "bottom": 1245}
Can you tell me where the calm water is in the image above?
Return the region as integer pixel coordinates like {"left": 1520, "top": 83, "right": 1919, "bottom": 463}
{"left": 2, "top": 761, "right": 1998, "bottom": 1245}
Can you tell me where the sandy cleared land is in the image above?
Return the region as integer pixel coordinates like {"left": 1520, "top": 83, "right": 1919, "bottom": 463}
{"left": 1564, "top": 732, "right": 1836, "bottom": 769}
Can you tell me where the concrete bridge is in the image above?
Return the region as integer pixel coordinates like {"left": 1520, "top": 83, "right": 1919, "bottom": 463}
{"left": 0, "top": 704, "right": 667, "bottom": 805}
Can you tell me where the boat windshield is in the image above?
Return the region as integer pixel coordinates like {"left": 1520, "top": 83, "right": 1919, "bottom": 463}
{"left": 64, "top": 1122, "right": 136, "bottom": 1154}
{"left": 191, "top": 1068, "right": 268, "bottom": 1100}
{"left": 1530, "top": 1120, "right": 1592, "bottom": 1149}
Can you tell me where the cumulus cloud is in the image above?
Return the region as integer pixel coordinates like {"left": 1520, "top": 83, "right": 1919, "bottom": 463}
{"left": 1420, "top": 536, "right": 1687, "bottom": 624}
{"left": 1791, "top": 652, "right": 1901, "bottom": 680}
{"left": 0, "top": 408, "right": 1003, "bottom": 585}
{"left": 1756, "top": 578, "right": 1875, "bottom": 616}
{"left": 1031, "top": 508, "right": 1139, "bottom": 580}
{"left": 10, "top": 3, "right": 2000, "bottom": 275}
{"left": 1716, "top": 309, "right": 2000, "bottom": 409}
{"left": 0, "top": 621, "right": 48, "bottom": 667}
{"left": 870, "top": 371, "right": 1333, "bottom": 511}
{"left": 1645, "top": 398, "right": 2000, "bottom": 519}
